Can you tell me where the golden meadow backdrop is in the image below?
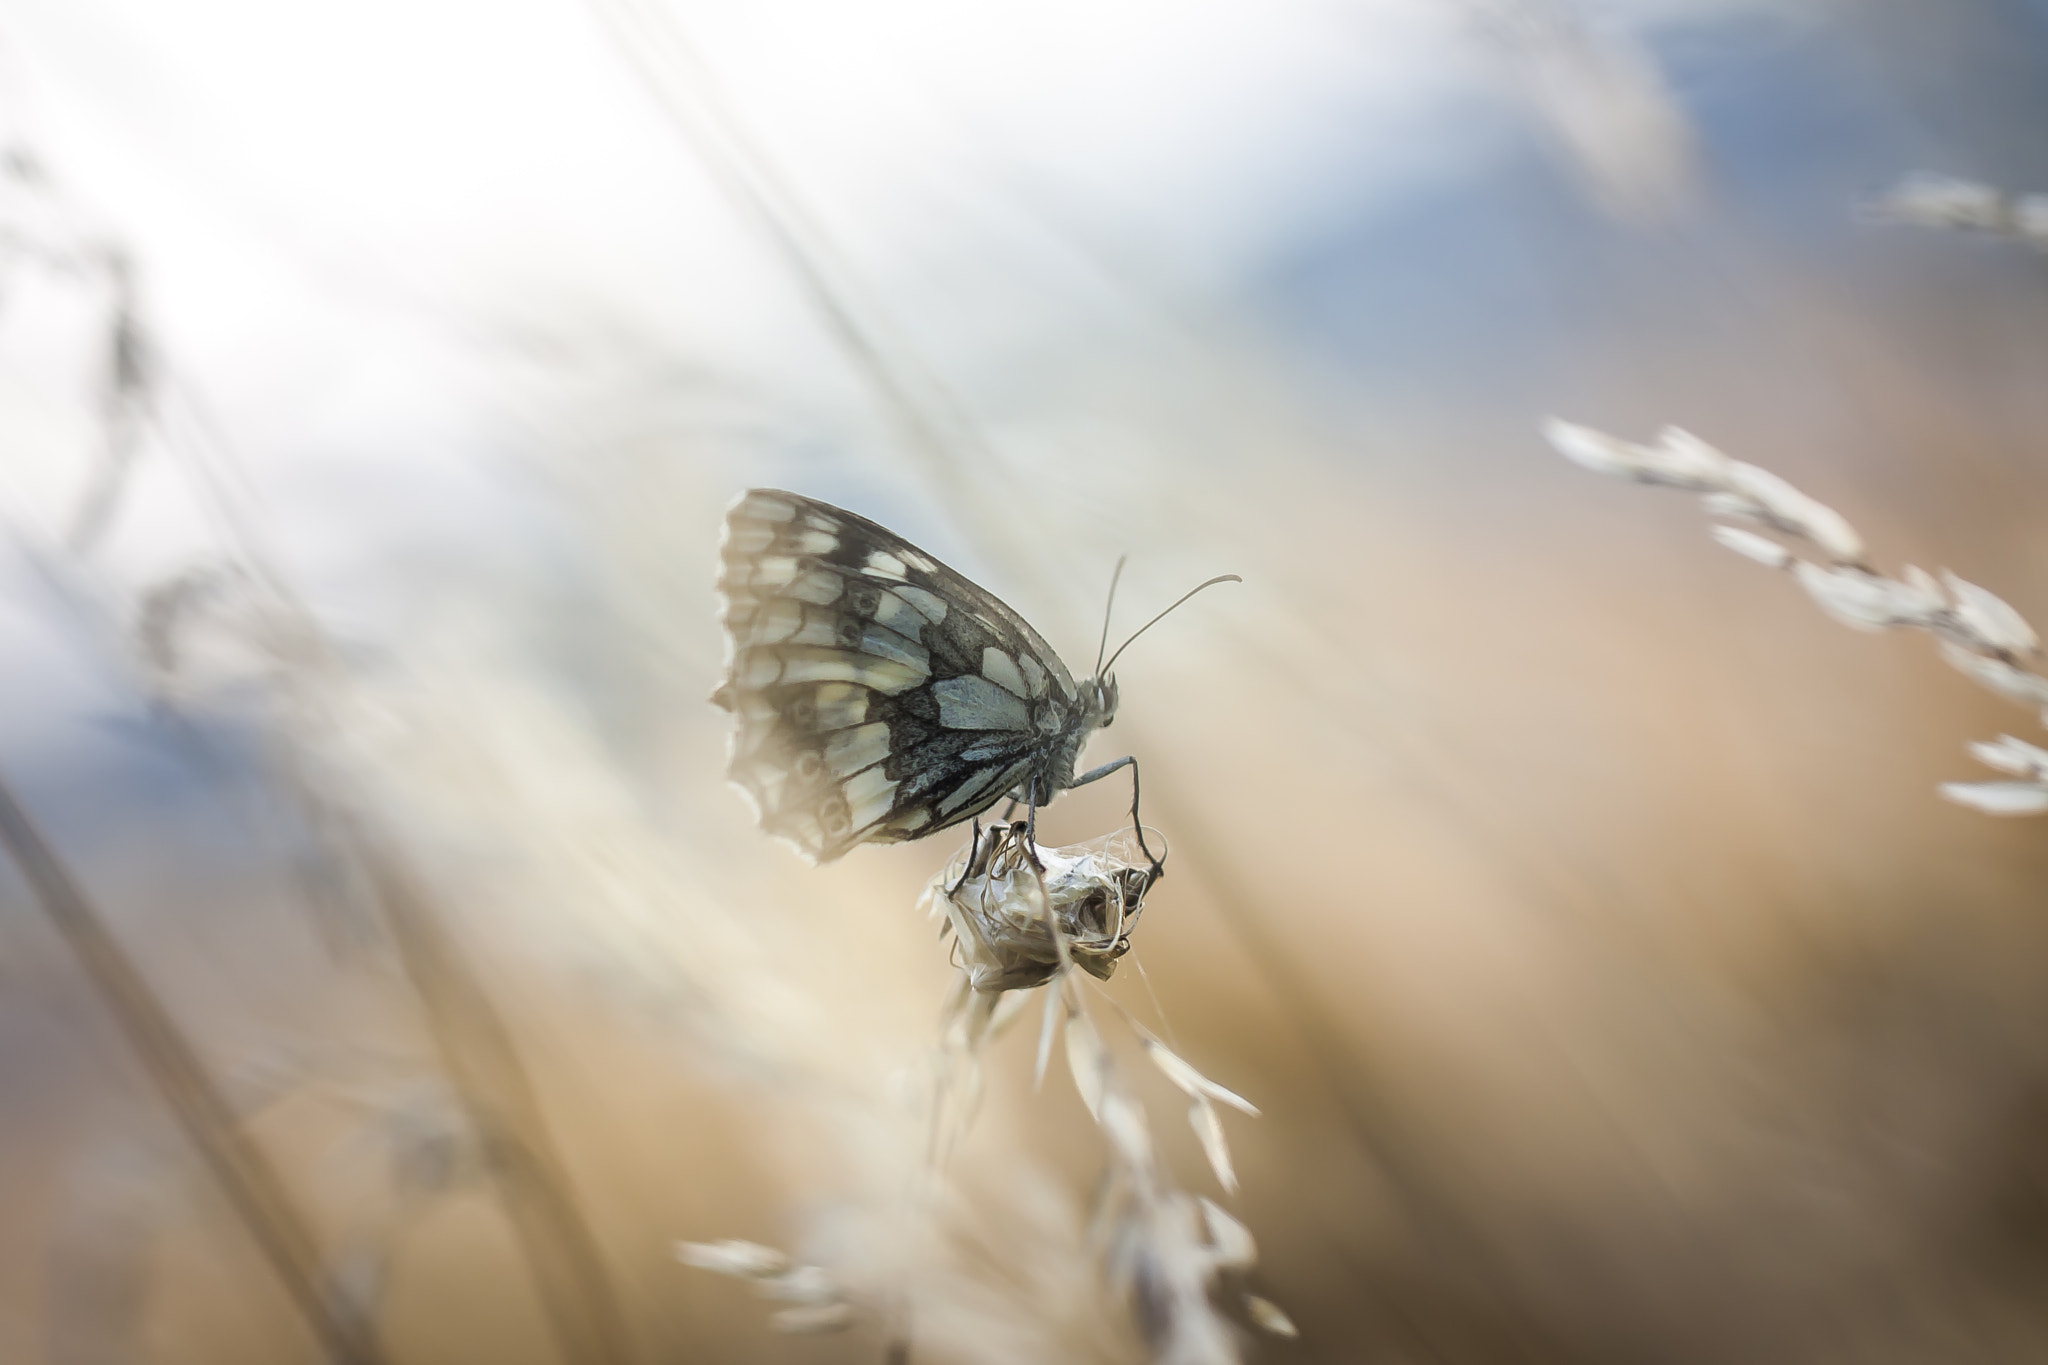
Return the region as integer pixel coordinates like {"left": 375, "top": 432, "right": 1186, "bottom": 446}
{"left": 6, "top": 1, "right": 2048, "bottom": 1360}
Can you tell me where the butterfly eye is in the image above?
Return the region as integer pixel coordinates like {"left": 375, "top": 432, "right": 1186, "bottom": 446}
{"left": 1095, "top": 676, "right": 1120, "bottom": 728}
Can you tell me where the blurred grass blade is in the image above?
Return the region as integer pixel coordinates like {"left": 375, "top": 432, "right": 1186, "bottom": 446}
{"left": 340, "top": 815, "right": 635, "bottom": 1365}
{"left": 0, "top": 771, "right": 385, "bottom": 1365}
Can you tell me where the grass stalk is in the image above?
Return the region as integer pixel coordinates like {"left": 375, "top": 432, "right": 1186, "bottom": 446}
{"left": 334, "top": 812, "right": 639, "bottom": 1365}
{"left": 0, "top": 769, "right": 386, "bottom": 1365}
{"left": 1, "top": 140, "right": 640, "bottom": 1363}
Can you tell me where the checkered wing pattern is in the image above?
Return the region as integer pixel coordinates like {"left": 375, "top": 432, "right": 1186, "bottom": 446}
{"left": 713, "top": 490, "right": 1087, "bottom": 863}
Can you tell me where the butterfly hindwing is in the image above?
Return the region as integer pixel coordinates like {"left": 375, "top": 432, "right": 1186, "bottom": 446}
{"left": 715, "top": 489, "right": 1084, "bottom": 862}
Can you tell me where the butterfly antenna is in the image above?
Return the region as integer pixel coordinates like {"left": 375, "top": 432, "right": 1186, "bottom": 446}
{"left": 1100, "top": 574, "right": 1241, "bottom": 675}
{"left": 1093, "top": 555, "right": 1128, "bottom": 678}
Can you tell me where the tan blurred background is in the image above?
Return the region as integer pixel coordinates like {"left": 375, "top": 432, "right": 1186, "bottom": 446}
{"left": 7, "top": 0, "right": 2048, "bottom": 1361}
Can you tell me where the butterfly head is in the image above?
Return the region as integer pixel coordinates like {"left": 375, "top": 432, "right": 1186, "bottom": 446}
{"left": 1085, "top": 673, "right": 1120, "bottom": 730}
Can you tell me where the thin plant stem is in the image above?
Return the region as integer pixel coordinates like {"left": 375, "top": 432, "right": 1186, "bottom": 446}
{"left": 0, "top": 141, "right": 643, "bottom": 1364}
{"left": 333, "top": 811, "right": 640, "bottom": 1365}
{"left": 583, "top": 0, "right": 1036, "bottom": 572}
{"left": 0, "top": 769, "right": 386, "bottom": 1365}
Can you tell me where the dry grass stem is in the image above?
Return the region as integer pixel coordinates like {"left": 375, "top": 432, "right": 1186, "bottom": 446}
{"left": 0, "top": 772, "right": 385, "bottom": 1365}
{"left": 337, "top": 816, "right": 636, "bottom": 1365}
{"left": 1, "top": 139, "right": 639, "bottom": 1365}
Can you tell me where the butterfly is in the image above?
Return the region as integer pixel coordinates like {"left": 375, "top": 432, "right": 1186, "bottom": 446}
{"left": 712, "top": 489, "right": 1235, "bottom": 867}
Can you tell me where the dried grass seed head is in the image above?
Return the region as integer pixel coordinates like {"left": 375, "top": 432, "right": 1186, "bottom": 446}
{"left": 1873, "top": 171, "right": 2008, "bottom": 231}
{"left": 1544, "top": 418, "right": 1720, "bottom": 490}
{"left": 1941, "top": 570, "right": 2041, "bottom": 658}
{"left": 1968, "top": 735, "right": 2048, "bottom": 779}
{"left": 1792, "top": 562, "right": 1922, "bottom": 633}
{"left": 1722, "top": 460, "right": 1865, "bottom": 564}
{"left": 932, "top": 823, "right": 1162, "bottom": 993}
{"left": 675, "top": 1241, "right": 856, "bottom": 1336}
{"left": 675, "top": 1239, "right": 792, "bottom": 1279}
{"left": 1940, "top": 781, "right": 2048, "bottom": 816}
{"left": 1709, "top": 525, "right": 1793, "bottom": 569}
{"left": 1937, "top": 640, "right": 2048, "bottom": 709}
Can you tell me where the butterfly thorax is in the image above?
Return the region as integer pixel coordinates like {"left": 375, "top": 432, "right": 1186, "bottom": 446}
{"left": 1020, "top": 674, "right": 1117, "bottom": 804}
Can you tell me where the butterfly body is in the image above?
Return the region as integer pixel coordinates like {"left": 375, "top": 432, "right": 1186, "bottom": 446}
{"left": 713, "top": 489, "right": 1122, "bottom": 863}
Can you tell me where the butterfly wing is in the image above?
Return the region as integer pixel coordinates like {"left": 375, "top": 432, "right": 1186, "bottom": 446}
{"left": 714, "top": 489, "right": 1081, "bottom": 862}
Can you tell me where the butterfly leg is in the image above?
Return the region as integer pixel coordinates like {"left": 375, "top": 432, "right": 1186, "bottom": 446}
{"left": 1021, "top": 780, "right": 1044, "bottom": 870}
{"left": 947, "top": 819, "right": 984, "bottom": 897}
{"left": 1068, "top": 756, "right": 1164, "bottom": 879}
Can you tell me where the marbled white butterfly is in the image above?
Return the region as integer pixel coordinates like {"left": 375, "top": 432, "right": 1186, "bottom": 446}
{"left": 712, "top": 489, "right": 1235, "bottom": 866}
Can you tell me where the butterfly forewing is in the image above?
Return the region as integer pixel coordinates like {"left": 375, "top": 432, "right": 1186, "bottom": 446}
{"left": 714, "top": 489, "right": 1084, "bottom": 862}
